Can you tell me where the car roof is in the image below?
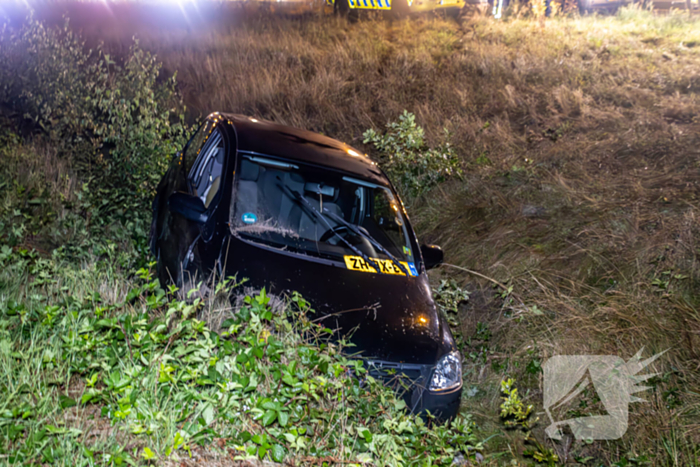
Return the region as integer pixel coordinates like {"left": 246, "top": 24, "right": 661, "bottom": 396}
{"left": 215, "top": 113, "right": 387, "bottom": 185}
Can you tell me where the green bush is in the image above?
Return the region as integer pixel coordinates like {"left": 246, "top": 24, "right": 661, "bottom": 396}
{"left": 0, "top": 18, "right": 189, "bottom": 263}
{"left": 363, "top": 111, "right": 462, "bottom": 202}
{"left": 0, "top": 253, "right": 482, "bottom": 465}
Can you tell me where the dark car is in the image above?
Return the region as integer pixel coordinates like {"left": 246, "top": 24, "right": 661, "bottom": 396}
{"left": 150, "top": 113, "right": 463, "bottom": 421}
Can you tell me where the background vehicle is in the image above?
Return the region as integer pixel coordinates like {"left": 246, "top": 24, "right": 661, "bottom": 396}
{"left": 329, "top": 0, "right": 466, "bottom": 16}
{"left": 151, "top": 113, "right": 463, "bottom": 421}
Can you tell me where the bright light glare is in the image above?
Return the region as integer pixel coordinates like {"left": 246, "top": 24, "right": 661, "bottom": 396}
{"left": 493, "top": 0, "right": 504, "bottom": 19}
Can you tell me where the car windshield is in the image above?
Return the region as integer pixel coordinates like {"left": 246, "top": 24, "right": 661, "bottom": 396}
{"left": 230, "top": 154, "right": 417, "bottom": 273}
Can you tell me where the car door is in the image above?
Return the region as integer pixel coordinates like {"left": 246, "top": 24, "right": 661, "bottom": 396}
{"left": 156, "top": 119, "right": 230, "bottom": 289}
{"left": 184, "top": 124, "right": 232, "bottom": 282}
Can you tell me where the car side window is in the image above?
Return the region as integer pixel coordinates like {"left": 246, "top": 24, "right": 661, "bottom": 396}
{"left": 188, "top": 128, "right": 225, "bottom": 209}
{"left": 182, "top": 121, "right": 215, "bottom": 173}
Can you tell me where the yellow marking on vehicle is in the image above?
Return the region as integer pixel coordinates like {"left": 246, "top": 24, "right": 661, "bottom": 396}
{"left": 344, "top": 255, "right": 411, "bottom": 276}
{"left": 345, "top": 0, "right": 392, "bottom": 9}
{"left": 328, "top": 0, "right": 464, "bottom": 10}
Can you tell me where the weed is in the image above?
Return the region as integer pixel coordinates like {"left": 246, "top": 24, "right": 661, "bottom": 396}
{"left": 433, "top": 279, "right": 470, "bottom": 326}
{"left": 500, "top": 378, "right": 535, "bottom": 431}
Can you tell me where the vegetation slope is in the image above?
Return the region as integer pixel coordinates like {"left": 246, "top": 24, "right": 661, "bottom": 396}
{"left": 1, "top": 2, "right": 700, "bottom": 466}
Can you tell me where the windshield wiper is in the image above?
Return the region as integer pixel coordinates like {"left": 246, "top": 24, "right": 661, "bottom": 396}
{"left": 278, "top": 182, "right": 387, "bottom": 275}
{"left": 321, "top": 209, "right": 410, "bottom": 277}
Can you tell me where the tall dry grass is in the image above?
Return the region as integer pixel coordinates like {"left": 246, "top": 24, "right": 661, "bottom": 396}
{"left": 5, "top": 3, "right": 700, "bottom": 464}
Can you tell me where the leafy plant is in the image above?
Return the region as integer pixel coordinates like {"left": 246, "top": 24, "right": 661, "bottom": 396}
{"left": 433, "top": 279, "right": 470, "bottom": 326}
{"left": 363, "top": 111, "right": 462, "bottom": 202}
{"left": 499, "top": 377, "right": 536, "bottom": 430}
{"left": 0, "top": 253, "right": 483, "bottom": 465}
{"left": 525, "top": 444, "right": 560, "bottom": 466}
{"left": 500, "top": 378, "right": 559, "bottom": 466}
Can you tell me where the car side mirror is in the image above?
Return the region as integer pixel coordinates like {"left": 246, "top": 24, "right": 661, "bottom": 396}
{"left": 421, "top": 244, "right": 444, "bottom": 270}
{"left": 168, "top": 192, "right": 208, "bottom": 224}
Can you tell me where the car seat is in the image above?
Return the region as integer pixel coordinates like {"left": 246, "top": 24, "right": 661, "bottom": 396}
{"left": 236, "top": 159, "right": 261, "bottom": 220}
{"left": 295, "top": 185, "right": 343, "bottom": 241}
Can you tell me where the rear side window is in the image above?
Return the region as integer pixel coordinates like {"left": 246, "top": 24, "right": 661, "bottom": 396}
{"left": 182, "top": 121, "right": 215, "bottom": 172}
{"left": 188, "top": 129, "right": 225, "bottom": 208}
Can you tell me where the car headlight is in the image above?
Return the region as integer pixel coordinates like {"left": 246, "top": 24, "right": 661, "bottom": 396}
{"left": 429, "top": 351, "right": 462, "bottom": 392}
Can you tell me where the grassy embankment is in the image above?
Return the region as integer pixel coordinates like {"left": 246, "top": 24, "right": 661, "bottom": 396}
{"left": 102, "top": 8, "right": 700, "bottom": 465}
{"left": 2, "top": 3, "right": 700, "bottom": 466}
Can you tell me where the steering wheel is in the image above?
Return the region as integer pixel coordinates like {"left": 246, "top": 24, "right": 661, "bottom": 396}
{"left": 319, "top": 225, "right": 351, "bottom": 244}
{"left": 319, "top": 226, "right": 378, "bottom": 257}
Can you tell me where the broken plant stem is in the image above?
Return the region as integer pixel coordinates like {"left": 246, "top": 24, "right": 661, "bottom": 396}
{"left": 440, "top": 263, "right": 525, "bottom": 307}
{"left": 440, "top": 263, "right": 508, "bottom": 290}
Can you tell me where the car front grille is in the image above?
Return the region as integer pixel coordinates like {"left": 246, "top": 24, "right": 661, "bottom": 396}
{"left": 363, "top": 360, "right": 432, "bottom": 409}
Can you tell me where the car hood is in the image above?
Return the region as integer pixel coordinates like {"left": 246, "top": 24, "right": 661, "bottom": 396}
{"left": 223, "top": 236, "right": 455, "bottom": 365}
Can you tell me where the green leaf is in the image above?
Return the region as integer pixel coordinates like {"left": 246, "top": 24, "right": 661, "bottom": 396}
{"left": 282, "top": 373, "right": 298, "bottom": 386}
{"left": 261, "top": 401, "right": 277, "bottom": 411}
{"left": 361, "top": 429, "right": 372, "bottom": 443}
{"left": 141, "top": 447, "right": 156, "bottom": 460}
{"left": 59, "top": 395, "right": 77, "bottom": 410}
{"left": 201, "top": 404, "right": 215, "bottom": 426}
{"left": 261, "top": 409, "right": 277, "bottom": 427}
{"left": 270, "top": 444, "right": 285, "bottom": 463}
{"left": 278, "top": 411, "right": 289, "bottom": 427}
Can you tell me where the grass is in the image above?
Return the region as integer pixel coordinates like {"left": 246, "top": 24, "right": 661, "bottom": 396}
{"left": 2, "top": 1, "right": 700, "bottom": 465}
{"left": 0, "top": 248, "right": 481, "bottom": 466}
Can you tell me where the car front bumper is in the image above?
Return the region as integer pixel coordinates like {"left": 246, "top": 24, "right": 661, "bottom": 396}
{"left": 365, "top": 359, "right": 463, "bottom": 423}
{"left": 413, "top": 384, "right": 462, "bottom": 422}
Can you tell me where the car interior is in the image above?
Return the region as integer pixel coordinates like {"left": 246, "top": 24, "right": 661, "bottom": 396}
{"left": 234, "top": 156, "right": 411, "bottom": 262}
{"left": 236, "top": 157, "right": 344, "bottom": 241}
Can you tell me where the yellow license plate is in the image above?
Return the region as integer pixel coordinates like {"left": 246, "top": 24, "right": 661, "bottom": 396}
{"left": 344, "top": 256, "right": 414, "bottom": 276}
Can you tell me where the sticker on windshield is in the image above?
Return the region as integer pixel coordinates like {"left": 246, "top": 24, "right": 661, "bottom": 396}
{"left": 403, "top": 246, "right": 411, "bottom": 256}
{"left": 241, "top": 212, "right": 258, "bottom": 224}
{"left": 344, "top": 256, "right": 417, "bottom": 277}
